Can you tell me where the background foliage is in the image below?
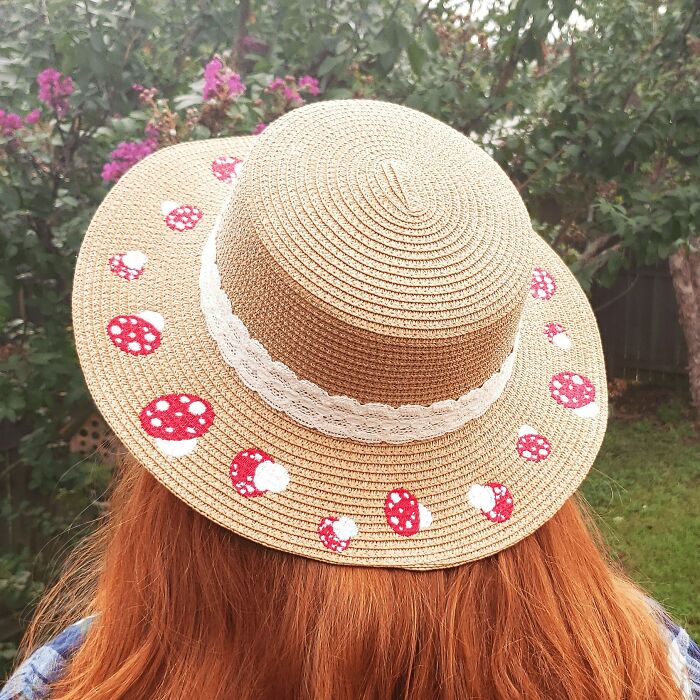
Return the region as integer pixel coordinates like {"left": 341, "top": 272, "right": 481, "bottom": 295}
{"left": 1, "top": 0, "right": 698, "bottom": 671}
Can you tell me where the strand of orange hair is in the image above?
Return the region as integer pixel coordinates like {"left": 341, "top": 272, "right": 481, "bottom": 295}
{"left": 19, "top": 457, "right": 684, "bottom": 699}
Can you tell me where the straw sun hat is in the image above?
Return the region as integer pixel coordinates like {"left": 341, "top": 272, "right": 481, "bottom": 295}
{"left": 73, "top": 99, "right": 607, "bottom": 570}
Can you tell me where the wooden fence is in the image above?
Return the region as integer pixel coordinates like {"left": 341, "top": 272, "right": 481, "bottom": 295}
{"left": 592, "top": 263, "right": 688, "bottom": 379}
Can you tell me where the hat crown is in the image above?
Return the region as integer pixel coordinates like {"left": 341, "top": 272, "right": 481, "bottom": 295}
{"left": 215, "top": 100, "right": 534, "bottom": 406}
{"left": 374, "top": 158, "right": 429, "bottom": 216}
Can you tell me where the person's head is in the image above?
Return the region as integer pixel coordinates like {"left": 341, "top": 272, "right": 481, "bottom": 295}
{"left": 25, "top": 455, "right": 682, "bottom": 699}
{"left": 26, "top": 99, "right": 682, "bottom": 698}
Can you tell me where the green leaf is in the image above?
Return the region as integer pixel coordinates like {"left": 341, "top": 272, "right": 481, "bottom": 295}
{"left": 423, "top": 23, "right": 440, "bottom": 53}
{"left": 406, "top": 41, "right": 427, "bottom": 76}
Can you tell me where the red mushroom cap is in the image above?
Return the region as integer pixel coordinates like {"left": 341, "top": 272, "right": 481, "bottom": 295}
{"left": 109, "top": 250, "right": 147, "bottom": 281}
{"left": 318, "top": 516, "right": 359, "bottom": 552}
{"left": 544, "top": 322, "right": 564, "bottom": 341}
{"left": 549, "top": 371, "right": 598, "bottom": 416}
{"left": 516, "top": 425, "right": 552, "bottom": 462}
{"left": 468, "top": 482, "right": 514, "bottom": 523}
{"left": 544, "top": 322, "right": 572, "bottom": 350}
{"left": 530, "top": 267, "right": 557, "bottom": 300}
{"left": 211, "top": 155, "right": 243, "bottom": 183}
{"left": 106, "top": 311, "right": 163, "bottom": 356}
{"left": 139, "top": 393, "right": 214, "bottom": 456}
{"left": 162, "top": 201, "right": 204, "bottom": 231}
{"left": 384, "top": 488, "right": 432, "bottom": 537}
{"left": 230, "top": 448, "right": 290, "bottom": 497}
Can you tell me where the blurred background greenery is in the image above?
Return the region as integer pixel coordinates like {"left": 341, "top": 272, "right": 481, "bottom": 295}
{"left": 1, "top": 0, "right": 698, "bottom": 674}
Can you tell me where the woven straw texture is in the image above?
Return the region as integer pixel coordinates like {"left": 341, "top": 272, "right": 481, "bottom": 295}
{"left": 73, "top": 99, "right": 607, "bottom": 570}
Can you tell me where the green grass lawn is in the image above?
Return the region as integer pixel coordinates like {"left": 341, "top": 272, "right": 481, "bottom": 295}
{"left": 582, "top": 385, "right": 699, "bottom": 638}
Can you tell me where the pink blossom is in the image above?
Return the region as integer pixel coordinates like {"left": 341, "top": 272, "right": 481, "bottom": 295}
{"left": 267, "top": 77, "right": 286, "bottom": 91}
{"left": 226, "top": 73, "right": 245, "bottom": 97}
{"left": 144, "top": 122, "right": 159, "bottom": 138}
{"left": 101, "top": 138, "right": 157, "bottom": 183}
{"left": 252, "top": 122, "right": 267, "bottom": 135}
{"left": 0, "top": 110, "right": 23, "bottom": 136}
{"left": 298, "top": 75, "right": 320, "bottom": 96}
{"left": 203, "top": 58, "right": 245, "bottom": 101}
{"left": 282, "top": 85, "right": 303, "bottom": 105}
{"left": 203, "top": 59, "right": 223, "bottom": 100}
{"left": 25, "top": 108, "right": 41, "bottom": 125}
{"left": 132, "top": 84, "right": 157, "bottom": 102}
{"left": 36, "top": 68, "right": 74, "bottom": 117}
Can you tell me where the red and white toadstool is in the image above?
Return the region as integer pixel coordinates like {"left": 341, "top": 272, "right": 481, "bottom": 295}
{"left": 109, "top": 250, "right": 147, "bottom": 281}
{"left": 543, "top": 322, "right": 572, "bottom": 350}
{"left": 516, "top": 425, "right": 552, "bottom": 462}
{"left": 229, "top": 448, "right": 290, "bottom": 497}
{"left": 549, "top": 371, "right": 599, "bottom": 417}
{"left": 106, "top": 310, "right": 164, "bottom": 356}
{"left": 318, "top": 516, "right": 359, "bottom": 553}
{"left": 468, "top": 482, "right": 514, "bottom": 523}
{"left": 161, "top": 201, "right": 204, "bottom": 232}
{"left": 211, "top": 155, "right": 244, "bottom": 183}
{"left": 530, "top": 267, "right": 557, "bottom": 300}
{"left": 139, "top": 393, "right": 214, "bottom": 457}
{"left": 384, "top": 488, "right": 432, "bottom": 537}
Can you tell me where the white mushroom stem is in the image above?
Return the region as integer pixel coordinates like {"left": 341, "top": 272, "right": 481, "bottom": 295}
{"left": 121, "top": 250, "right": 147, "bottom": 270}
{"left": 253, "top": 460, "right": 290, "bottom": 493}
{"left": 573, "top": 402, "right": 600, "bottom": 418}
{"left": 332, "top": 517, "right": 359, "bottom": 541}
{"left": 418, "top": 503, "right": 433, "bottom": 530}
{"left": 552, "top": 332, "right": 572, "bottom": 350}
{"left": 518, "top": 424, "right": 537, "bottom": 437}
{"left": 155, "top": 437, "right": 198, "bottom": 457}
{"left": 137, "top": 310, "right": 165, "bottom": 331}
{"left": 161, "top": 200, "right": 179, "bottom": 216}
{"left": 468, "top": 484, "right": 496, "bottom": 513}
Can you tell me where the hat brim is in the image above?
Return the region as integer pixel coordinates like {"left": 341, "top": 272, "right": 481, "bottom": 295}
{"left": 73, "top": 136, "right": 607, "bottom": 570}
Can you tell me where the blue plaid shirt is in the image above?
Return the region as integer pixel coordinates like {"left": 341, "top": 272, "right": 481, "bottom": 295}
{"left": 2, "top": 612, "right": 699, "bottom": 698}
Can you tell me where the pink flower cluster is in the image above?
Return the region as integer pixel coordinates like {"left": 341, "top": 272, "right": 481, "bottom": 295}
{"left": 0, "top": 107, "right": 42, "bottom": 137}
{"left": 252, "top": 122, "right": 267, "bottom": 135}
{"left": 101, "top": 138, "right": 157, "bottom": 183}
{"left": 298, "top": 75, "right": 320, "bottom": 96}
{"left": 266, "top": 76, "right": 302, "bottom": 105}
{"left": 37, "top": 68, "right": 74, "bottom": 117}
{"left": 203, "top": 58, "right": 246, "bottom": 101}
{"left": 0, "top": 109, "right": 22, "bottom": 136}
{"left": 265, "top": 74, "right": 321, "bottom": 105}
{"left": 25, "top": 109, "right": 41, "bottom": 125}
{"left": 132, "top": 84, "right": 158, "bottom": 102}
{"left": 0, "top": 110, "right": 22, "bottom": 137}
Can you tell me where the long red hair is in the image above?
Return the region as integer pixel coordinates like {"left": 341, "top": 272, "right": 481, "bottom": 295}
{"left": 21, "top": 456, "right": 682, "bottom": 699}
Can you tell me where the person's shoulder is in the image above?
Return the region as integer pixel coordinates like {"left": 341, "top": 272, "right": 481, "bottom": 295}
{"left": 0, "top": 617, "right": 93, "bottom": 700}
{"left": 651, "top": 603, "right": 700, "bottom": 699}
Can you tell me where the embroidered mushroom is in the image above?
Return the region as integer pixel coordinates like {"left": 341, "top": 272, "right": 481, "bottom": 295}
{"left": 544, "top": 322, "right": 572, "bottom": 350}
{"left": 318, "top": 516, "right": 359, "bottom": 552}
{"left": 530, "top": 267, "right": 557, "bottom": 300}
{"left": 468, "top": 482, "right": 514, "bottom": 523}
{"left": 211, "top": 155, "right": 243, "bottom": 183}
{"left": 106, "top": 311, "right": 164, "bottom": 356}
{"left": 549, "top": 371, "right": 599, "bottom": 417}
{"left": 230, "top": 448, "right": 290, "bottom": 497}
{"left": 161, "top": 201, "right": 203, "bottom": 231}
{"left": 384, "top": 488, "right": 432, "bottom": 537}
{"left": 516, "top": 425, "right": 552, "bottom": 462}
{"left": 109, "top": 250, "right": 147, "bottom": 281}
{"left": 139, "top": 393, "right": 214, "bottom": 457}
